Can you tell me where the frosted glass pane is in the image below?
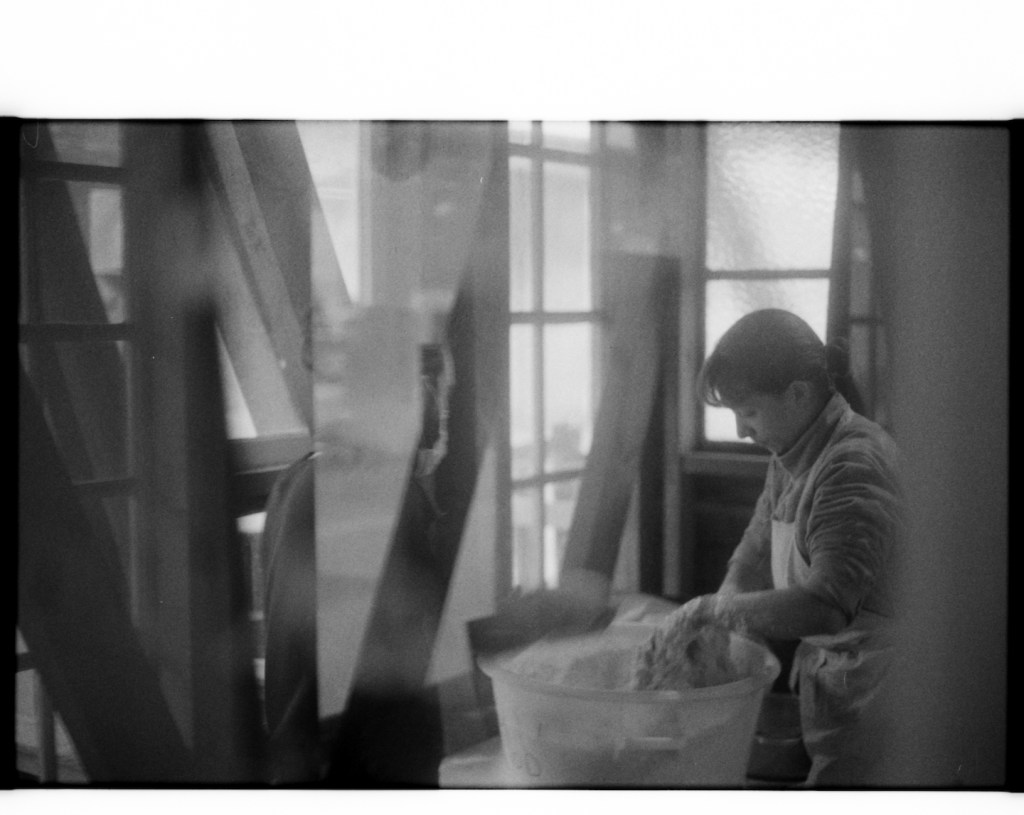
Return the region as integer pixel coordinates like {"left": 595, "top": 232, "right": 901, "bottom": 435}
{"left": 542, "top": 121, "right": 591, "bottom": 152}
{"left": 704, "top": 277, "right": 829, "bottom": 443}
{"left": 706, "top": 123, "right": 839, "bottom": 271}
{"left": 544, "top": 479, "right": 579, "bottom": 588}
{"left": 543, "top": 324, "right": 593, "bottom": 471}
{"left": 509, "top": 156, "right": 534, "bottom": 311}
{"left": 512, "top": 487, "right": 542, "bottom": 590}
{"left": 509, "top": 324, "right": 538, "bottom": 480}
{"left": 543, "top": 163, "right": 591, "bottom": 311}
{"left": 509, "top": 120, "right": 533, "bottom": 145}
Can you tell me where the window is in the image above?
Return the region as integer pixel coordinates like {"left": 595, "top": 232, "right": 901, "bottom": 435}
{"left": 701, "top": 123, "right": 840, "bottom": 445}
{"left": 17, "top": 121, "right": 320, "bottom": 781}
{"left": 19, "top": 121, "right": 137, "bottom": 598}
{"left": 507, "top": 121, "right": 602, "bottom": 590}
{"left": 18, "top": 121, "right": 128, "bottom": 782}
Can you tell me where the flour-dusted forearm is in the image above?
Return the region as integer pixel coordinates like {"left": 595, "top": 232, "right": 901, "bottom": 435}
{"left": 715, "top": 586, "right": 847, "bottom": 641}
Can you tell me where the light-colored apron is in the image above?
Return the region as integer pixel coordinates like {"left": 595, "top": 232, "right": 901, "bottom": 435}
{"left": 771, "top": 519, "right": 892, "bottom": 787}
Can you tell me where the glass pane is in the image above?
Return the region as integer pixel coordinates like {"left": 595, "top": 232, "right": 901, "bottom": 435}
{"left": 509, "top": 324, "right": 538, "bottom": 480}
{"left": 543, "top": 163, "right": 591, "bottom": 311}
{"left": 704, "top": 277, "right": 829, "bottom": 443}
{"left": 509, "top": 156, "right": 534, "bottom": 311}
{"left": 217, "top": 330, "right": 258, "bottom": 440}
{"left": 542, "top": 121, "right": 591, "bottom": 153}
{"left": 297, "top": 121, "right": 362, "bottom": 304}
{"left": 20, "top": 121, "right": 122, "bottom": 166}
{"left": 544, "top": 478, "right": 579, "bottom": 588}
{"left": 24, "top": 341, "right": 131, "bottom": 481}
{"left": 543, "top": 323, "right": 593, "bottom": 472}
{"left": 15, "top": 671, "right": 88, "bottom": 782}
{"left": 706, "top": 123, "right": 839, "bottom": 271}
{"left": 508, "top": 120, "right": 533, "bottom": 145}
{"left": 34, "top": 180, "right": 125, "bottom": 323}
{"left": 512, "top": 486, "right": 543, "bottom": 590}
{"left": 603, "top": 122, "right": 638, "bottom": 152}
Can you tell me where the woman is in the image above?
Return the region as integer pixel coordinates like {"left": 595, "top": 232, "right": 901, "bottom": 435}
{"left": 662, "top": 308, "right": 905, "bottom": 787}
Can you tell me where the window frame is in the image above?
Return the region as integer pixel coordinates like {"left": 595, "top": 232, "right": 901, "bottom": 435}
{"left": 503, "top": 121, "right": 606, "bottom": 592}
{"left": 17, "top": 122, "right": 135, "bottom": 783}
{"left": 18, "top": 125, "right": 141, "bottom": 606}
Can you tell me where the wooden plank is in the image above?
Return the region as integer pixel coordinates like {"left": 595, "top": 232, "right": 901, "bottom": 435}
{"left": 202, "top": 122, "right": 312, "bottom": 427}
{"left": 233, "top": 122, "right": 350, "bottom": 311}
{"left": 560, "top": 254, "right": 673, "bottom": 583}
{"left": 206, "top": 204, "right": 310, "bottom": 435}
{"left": 19, "top": 364, "right": 197, "bottom": 783}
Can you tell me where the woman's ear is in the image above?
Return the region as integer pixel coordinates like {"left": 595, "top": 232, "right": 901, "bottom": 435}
{"left": 788, "top": 380, "right": 814, "bottom": 407}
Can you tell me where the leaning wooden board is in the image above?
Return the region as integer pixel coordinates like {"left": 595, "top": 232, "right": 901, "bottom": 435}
{"left": 561, "top": 254, "right": 674, "bottom": 583}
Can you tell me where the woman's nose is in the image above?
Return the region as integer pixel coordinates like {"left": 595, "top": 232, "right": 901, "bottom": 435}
{"left": 735, "top": 416, "right": 752, "bottom": 439}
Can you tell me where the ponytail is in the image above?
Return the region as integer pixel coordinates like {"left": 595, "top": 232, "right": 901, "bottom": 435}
{"left": 824, "top": 337, "right": 865, "bottom": 413}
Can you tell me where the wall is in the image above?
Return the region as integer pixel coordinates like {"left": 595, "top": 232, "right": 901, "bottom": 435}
{"left": 862, "top": 124, "right": 1009, "bottom": 787}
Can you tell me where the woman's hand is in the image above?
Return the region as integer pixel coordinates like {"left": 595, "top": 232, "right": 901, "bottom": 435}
{"left": 660, "top": 593, "right": 732, "bottom": 634}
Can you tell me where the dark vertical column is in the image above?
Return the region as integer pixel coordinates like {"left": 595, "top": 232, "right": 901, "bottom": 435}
{"left": 183, "top": 305, "right": 266, "bottom": 783}
{"left": 639, "top": 256, "right": 680, "bottom": 596}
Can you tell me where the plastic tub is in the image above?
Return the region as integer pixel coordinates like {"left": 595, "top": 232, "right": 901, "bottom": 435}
{"left": 479, "top": 627, "right": 780, "bottom": 788}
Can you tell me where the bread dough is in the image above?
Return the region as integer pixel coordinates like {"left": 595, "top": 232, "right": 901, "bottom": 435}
{"left": 502, "top": 623, "right": 741, "bottom": 692}
{"left": 630, "top": 621, "right": 737, "bottom": 691}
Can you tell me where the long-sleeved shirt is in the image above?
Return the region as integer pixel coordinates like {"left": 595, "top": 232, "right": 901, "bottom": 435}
{"left": 727, "top": 393, "right": 905, "bottom": 636}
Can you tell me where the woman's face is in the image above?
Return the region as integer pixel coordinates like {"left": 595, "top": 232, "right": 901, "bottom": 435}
{"left": 726, "top": 382, "right": 813, "bottom": 454}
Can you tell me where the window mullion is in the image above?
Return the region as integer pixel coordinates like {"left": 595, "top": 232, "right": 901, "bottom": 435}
{"left": 532, "top": 138, "right": 548, "bottom": 587}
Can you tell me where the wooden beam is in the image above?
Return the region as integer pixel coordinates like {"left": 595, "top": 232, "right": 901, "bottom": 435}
{"left": 202, "top": 123, "right": 312, "bottom": 427}
{"left": 233, "top": 122, "right": 349, "bottom": 310}
{"left": 206, "top": 199, "right": 312, "bottom": 435}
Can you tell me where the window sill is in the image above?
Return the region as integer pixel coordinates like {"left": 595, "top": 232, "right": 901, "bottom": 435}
{"left": 681, "top": 450, "right": 769, "bottom": 479}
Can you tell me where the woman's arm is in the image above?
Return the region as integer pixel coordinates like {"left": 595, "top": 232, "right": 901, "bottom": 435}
{"left": 719, "top": 586, "right": 847, "bottom": 640}
{"left": 718, "top": 560, "right": 771, "bottom": 597}
{"left": 675, "top": 585, "right": 847, "bottom": 642}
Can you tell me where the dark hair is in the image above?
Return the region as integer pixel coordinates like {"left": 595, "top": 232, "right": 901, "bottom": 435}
{"left": 698, "top": 309, "right": 851, "bottom": 407}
